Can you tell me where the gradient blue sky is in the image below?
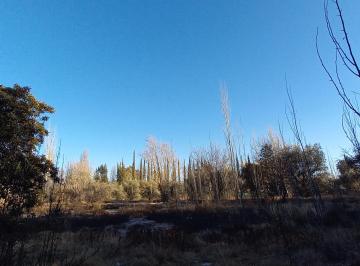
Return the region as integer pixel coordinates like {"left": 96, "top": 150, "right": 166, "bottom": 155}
{"left": 1, "top": 1, "right": 359, "bottom": 169}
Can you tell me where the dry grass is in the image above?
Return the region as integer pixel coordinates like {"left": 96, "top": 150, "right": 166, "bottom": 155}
{"left": 1, "top": 197, "right": 360, "bottom": 265}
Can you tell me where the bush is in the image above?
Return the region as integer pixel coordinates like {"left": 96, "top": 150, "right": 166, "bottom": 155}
{"left": 84, "top": 182, "right": 112, "bottom": 204}
{"left": 123, "top": 179, "right": 141, "bottom": 200}
{"left": 159, "top": 181, "right": 182, "bottom": 202}
{"left": 337, "top": 156, "right": 360, "bottom": 192}
{"left": 111, "top": 183, "right": 126, "bottom": 200}
{"left": 141, "top": 180, "right": 160, "bottom": 201}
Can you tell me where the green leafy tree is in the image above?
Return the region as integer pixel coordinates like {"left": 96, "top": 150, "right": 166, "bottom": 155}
{"left": 94, "top": 164, "right": 108, "bottom": 183}
{"left": 255, "top": 141, "right": 328, "bottom": 198}
{"left": 337, "top": 155, "right": 360, "bottom": 191}
{"left": 0, "top": 85, "right": 57, "bottom": 216}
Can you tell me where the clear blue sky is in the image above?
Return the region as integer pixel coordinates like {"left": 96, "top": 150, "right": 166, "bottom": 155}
{"left": 1, "top": 0, "right": 359, "bottom": 169}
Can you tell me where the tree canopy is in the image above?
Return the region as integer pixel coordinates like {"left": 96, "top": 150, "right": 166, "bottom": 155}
{"left": 0, "top": 84, "right": 57, "bottom": 216}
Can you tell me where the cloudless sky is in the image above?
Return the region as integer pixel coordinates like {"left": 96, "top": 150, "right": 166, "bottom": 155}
{"left": 1, "top": 0, "right": 359, "bottom": 170}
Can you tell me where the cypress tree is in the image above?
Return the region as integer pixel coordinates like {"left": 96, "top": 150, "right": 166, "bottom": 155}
{"left": 183, "top": 160, "right": 187, "bottom": 180}
{"left": 143, "top": 159, "right": 146, "bottom": 180}
{"left": 166, "top": 159, "right": 170, "bottom": 181}
{"left": 116, "top": 162, "right": 123, "bottom": 183}
{"left": 192, "top": 160, "right": 198, "bottom": 202}
{"left": 142, "top": 159, "right": 145, "bottom": 181}
{"left": 172, "top": 160, "right": 176, "bottom": 181}
{"left": 132, "top": 150, "right": 136, "bottom": 179}
{"left": 94, "top": 164, "right": 108, "bottom": 183}
{"left": 147, "top": 161, "right": 151, "bottom": 181}
{"left": 177, "top": 160, "right": 181, "bottom": 182}
{"left": 139, "top": 158, "right": 143, "bottom": 181}
{"left": 156, "top": 156, "right": 161, "bottom": 182}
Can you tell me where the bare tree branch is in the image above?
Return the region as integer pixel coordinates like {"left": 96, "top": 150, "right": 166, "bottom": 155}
{"left": 317, "top": 0, "right": 360, "bottom": 119}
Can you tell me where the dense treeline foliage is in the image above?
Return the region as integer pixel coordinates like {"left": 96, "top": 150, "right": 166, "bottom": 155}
{"left": 55, "top": 134, "right": 335, "bottom": 210}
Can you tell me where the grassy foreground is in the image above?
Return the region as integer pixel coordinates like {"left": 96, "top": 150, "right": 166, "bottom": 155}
{"left": 1, "top": 196, "right": 360, "bottom": 266}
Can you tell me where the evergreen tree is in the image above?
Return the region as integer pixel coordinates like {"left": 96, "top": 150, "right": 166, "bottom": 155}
{"left": 147, "top": 161, "right": 151, "bottom": 181}
{"left": 178, "top": 160, "right": 181, "bottom": 182}
{"left": 94, "top": 164, "right": 108, "bottom": 183}
{"left": 116, "top": 162, "right": 123, "bottom": 183}
{"left": 183, "top": 160, "right": 187, "bottom": 180}
{"left": 132, "top": 150, "right": 136, "bottom": 179}
{"left": 0, "top": 85, "right": 57, "bottom": 216}
{"left": 143, "top": 159, "right": 146, "bottom": 180}
{"left": 166, "top": 159, "right": 170, "bottom": 181}
{"left": 172, "top": 160, "right": 176, "bottom": 181}
{"left": 139, "top": 158, "right": 143, "bottom": 180}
